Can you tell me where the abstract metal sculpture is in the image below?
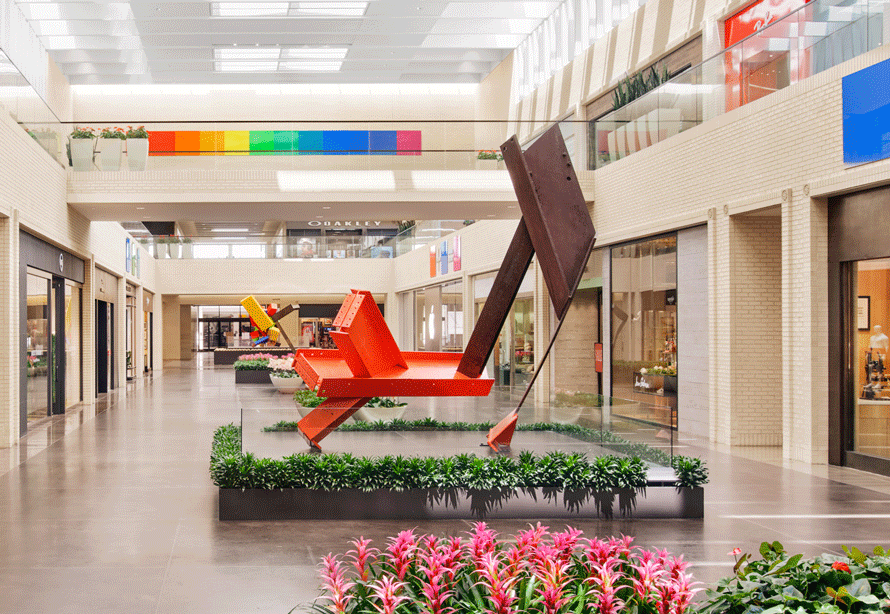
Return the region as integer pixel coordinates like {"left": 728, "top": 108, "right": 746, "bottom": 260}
{"left": 289, "top": 123, "right": 595, "bottom": 451}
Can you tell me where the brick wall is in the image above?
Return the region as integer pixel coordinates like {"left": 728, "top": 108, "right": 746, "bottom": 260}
{"left": 729, "top": 213, "right": 782, "bottom": 446}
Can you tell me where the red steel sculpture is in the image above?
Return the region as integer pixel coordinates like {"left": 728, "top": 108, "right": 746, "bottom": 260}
{"left": 288, "top": 123, "right": 596, "bottom": 451}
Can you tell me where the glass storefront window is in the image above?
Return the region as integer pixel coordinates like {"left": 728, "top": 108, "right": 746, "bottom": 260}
{"left": 611, "top": 235, "right": 678, "bottom": 427}
{"left": 26, "top": 272, "right": 50, "bottom": 422}
{"left": 852, "top": 258, "right": 890, "bottom": 460}
{"left": 410, "top": 281, "right": 464, "bottom": 352}
{"left": 472, "top": 268, "right": 535, "bottom": 388}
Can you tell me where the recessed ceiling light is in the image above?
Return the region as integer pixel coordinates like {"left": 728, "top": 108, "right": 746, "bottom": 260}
{"left": 212, "top": 228, "right": 249, "bottom": 232}
{"left": 214, "top": 46, "right": 347, "bottom": 72}
{"left": 136, "top": 206, "right": 145, "bottom": 210}
{"left": 211, "top": 1, "right": 367, "bottom": 18}
{"left": 487, "top": 214, "right": 495, "bottom": 217}
{"left": 322, "top": 206, "right": 331, "bottom": 209}
{"left": 316, "top": 215, "right": 324, "bottom": 218}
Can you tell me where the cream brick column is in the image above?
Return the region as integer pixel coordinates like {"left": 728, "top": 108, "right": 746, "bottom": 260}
{"left": 782, "top": 189, "right": 830, "bottom": 464}
{"left": 81, "top": 259, "right": 96, "bottom": 402}
{"left": 0, "top": 209, "right": 20, "bottom": 447}
{"left": 709, "top": 207, "right": 731, "bottom": 444}
{"left": 134, "top": 285, "right": 144, "bottom": 377}
{"left": 152, "top": 292, "right": 162, "bottom": 372}
{"left": 116, "top": 276, "right": 127, "bottom": 386}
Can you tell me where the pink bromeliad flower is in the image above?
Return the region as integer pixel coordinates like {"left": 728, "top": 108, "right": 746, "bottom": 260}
{"left": 587, "top": 557, "right": 625, "bottom": 614}
{"left": 534, "top": 557, "right": 573, "bottom": 614}
{"left": 550, "top": 527, "right": 584, "bottom": 563}
{"left": 630, "top": 556, "right": 666, "bottom": 601}
{"left": 319, "top": 554, "right": 355, "bottom": 614}
{"left": 476, "top": 551, "right": 518, "bottom": 614}
{"left": 369, "top": 576, "right": 409, "bottom": 614}
{"left": 418, "top": 570, "right": 455, "bottom": 614}
{"left": 655, "top": 570, "right": 701, "bottom": 614}
{"left": 346, "top": 536, "right": 379, "bottom": 582}
{"left": 515, "top": 522, "right": 549, "bottom": 557}
{"left": 386, "top": 529, "right": 419, "bottom": 581}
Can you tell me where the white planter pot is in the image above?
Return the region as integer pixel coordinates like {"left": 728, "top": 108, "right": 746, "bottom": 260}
{"left": 69, "top": 138, "right": 95, "bottom": 171}
{"left": 270, "top": 374, "right": 303, "bottom": 394}
{"left": 352, "top": 406, "right": 408, "bottom": 423}
{"left": 127, "top": 138, "right": 149, "bottom": 171}
{"left": 181, "top": 243, "right": 193, "bottom": 259}
{"left": 168, "top": 243, "right": 181, "bottom": 259}
{"left": 156, "top": 243, "right": 168, "bottom": 259}
{"left": 98, "top": 138, "right": 123, "bottom": 171}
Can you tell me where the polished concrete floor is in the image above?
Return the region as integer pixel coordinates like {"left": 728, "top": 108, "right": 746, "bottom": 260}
{"left": 3, "top": 357, "right": 890, "bottom": 613}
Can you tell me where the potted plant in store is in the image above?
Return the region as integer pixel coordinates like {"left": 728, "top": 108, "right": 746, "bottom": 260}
{"left": 68, "top": 126, "right": 96, "bottom": 171}
{"left": 476, "top": 149, "right": 504, "bottom": 169}
{"left": 98, "top": 127, "right": 126, "bottom": 171}
{"left": 268, "top": 356, "right": 303, "bottom": 393}
{"left": 125, "top": 125, "right": 150, "bottom": 171}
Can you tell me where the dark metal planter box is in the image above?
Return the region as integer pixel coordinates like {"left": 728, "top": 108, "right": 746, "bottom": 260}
{"left": 219, "top": 485, "right": 703, "bottom": 521}
{"left": 235, "top": 369, "right": 272, "bottom": 384}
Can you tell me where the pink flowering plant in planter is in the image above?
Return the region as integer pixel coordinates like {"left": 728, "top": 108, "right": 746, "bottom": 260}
{"left": 306, "top": 523, "right": 700, "bottom": 614}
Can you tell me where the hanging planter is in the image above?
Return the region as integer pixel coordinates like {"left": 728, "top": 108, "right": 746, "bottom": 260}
{"left": 98, "top": 127, "right": 126, "bottom": 171}
{"left": 69, "top": 127, "right": 96, "bottom": 172}
{"left": 125, "top": 126, "right": 150, "bottom": 171}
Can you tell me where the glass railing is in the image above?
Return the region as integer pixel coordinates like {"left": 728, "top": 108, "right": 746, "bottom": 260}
{"left": 590, "top": 0, "right": 885, "bottom": 168}
{"left": 142, "top": 223, "right": 470, "bottom": 260}
{"left": 0, "top": 50, "right": 65, "bottom": 168}
{"left": 238, "top": 390, "right": 675, "bottom": 470}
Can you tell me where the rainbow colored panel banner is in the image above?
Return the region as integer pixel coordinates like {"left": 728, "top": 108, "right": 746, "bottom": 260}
{"left": 148, "top": 130, "right": 421, "bottom": 156}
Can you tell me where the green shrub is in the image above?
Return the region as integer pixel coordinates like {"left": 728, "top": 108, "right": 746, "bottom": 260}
{"left": 233, "top": 359, "right": 269, "bottom": 371}
{"left": 210, "top": 424, "right": 657, "bottom": 492}
{"left": 293, "top": 389, "right": 326, "bottom": 407}
{"left": 700, "top": 541, "right": 890, "bottom": 614}
{"left": 671, "top": 456, "right": 709, "bottom": 488}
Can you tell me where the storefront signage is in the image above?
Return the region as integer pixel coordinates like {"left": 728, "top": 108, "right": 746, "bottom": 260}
{"left": 595, "top": 343, "right": 603, "bottom": 373}
{"left": 306, "top": 221, "right": 385, "bottom": 227}
{"left": 429, "top": 244, "right": 437, "bottom": 277}
{"left": 453, "top": 236, "right": 461, "bottom": 272}
{"left": 125, "top": 238, "right": 131, "bottom": 273}
{"left": 843, "top": 57, "right": 890, "bottom": 166}
{"left": 723, "top": 0, "right": 810, "bottom": 47}
{"left": 440, "top": 241, "right": 448, "bottom": 275}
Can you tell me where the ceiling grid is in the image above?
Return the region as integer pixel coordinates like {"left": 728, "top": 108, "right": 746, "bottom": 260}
{"left": 14, "top": 0, "right": 564, "bottom": 84}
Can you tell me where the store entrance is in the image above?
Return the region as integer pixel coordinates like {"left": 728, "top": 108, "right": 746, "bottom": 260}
{"left": 24, "top": 270, "right": 69, "bottom": 429}
{"left": 96, "top": 299, "right": 114, "bottom": 395}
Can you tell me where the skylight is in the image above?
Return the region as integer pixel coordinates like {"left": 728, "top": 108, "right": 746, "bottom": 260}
{"left": 213, "top": 46, "right": 348, "bottom": 72}
{"left": 210, "top": 1, "right": 368, "bottom": 18}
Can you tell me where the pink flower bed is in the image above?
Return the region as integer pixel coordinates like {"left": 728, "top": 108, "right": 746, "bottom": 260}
{"left": 237, "top": 353, "right": 278, "bottom": 361}
{"left": 313, "top": 523, "right": 699, "bottom": 614}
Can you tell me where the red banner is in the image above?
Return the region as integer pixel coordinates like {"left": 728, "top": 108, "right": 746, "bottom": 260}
{"left": 594, "top": 343, "right": 603, "bottom": 373}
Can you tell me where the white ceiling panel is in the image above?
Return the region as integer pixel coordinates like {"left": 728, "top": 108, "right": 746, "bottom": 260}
{"left": 16, "top": 0, "right": 563, "bottom": 83}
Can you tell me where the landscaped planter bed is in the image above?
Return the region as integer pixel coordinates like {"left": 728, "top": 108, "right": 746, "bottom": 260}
{"left": 218, "top": 484, "right": 703, "bottom": 521}
{"left": 211, "top": 423, "right": 707, "bottom": 521}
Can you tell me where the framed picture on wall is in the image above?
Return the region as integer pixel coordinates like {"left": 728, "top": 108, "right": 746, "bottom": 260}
{"left": 858, "top": 296, "right": 871, "bottom": 330}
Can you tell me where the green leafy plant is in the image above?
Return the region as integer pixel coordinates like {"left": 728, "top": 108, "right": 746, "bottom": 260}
{"left": 477, "top": 150, "right": 503, "bottom": 161}
{"left": 271, "top": 370, "right": 300, "bottom": 379}
{"left": 125, "top": 125, "right": 149, "bottom": 139}
{"left": 294, "top": 389, "right": 326, "bottom": 408}
{"left": 99, "top": 127, "right": 126, "bottom": 140}
{"left": 210, "top": 424, "right": 656, "bottom": 492}
{"left": 671, "top": 456, "right": 708, "bottom": 488}
{"left": 700, "top": 541, "right": 890, "bottom": 614}
{"left": 233, "top": 359, "right": 270, "bottom": 371}
{"left": 365, "top": 397, "right": 407, "bottom": 408}
{"left": 69, "top": 126, "right": 95, "bottom": 139}
{"left": 612, "top": 64, "right": 671, "bottom": 111}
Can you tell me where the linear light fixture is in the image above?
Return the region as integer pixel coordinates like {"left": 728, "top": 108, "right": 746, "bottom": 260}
{"left": 213, "top": 46, "right": 348, "bottom": 72}
{"left": 211, "top": 228, "right": 250, "bottom": 232}
{"left": 210, "top": 1, "right": 367, "bottom": 18}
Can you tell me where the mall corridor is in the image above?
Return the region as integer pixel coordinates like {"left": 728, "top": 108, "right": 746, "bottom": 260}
{"left": 2, "top": 361, "right": 890, "bottom": 614}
